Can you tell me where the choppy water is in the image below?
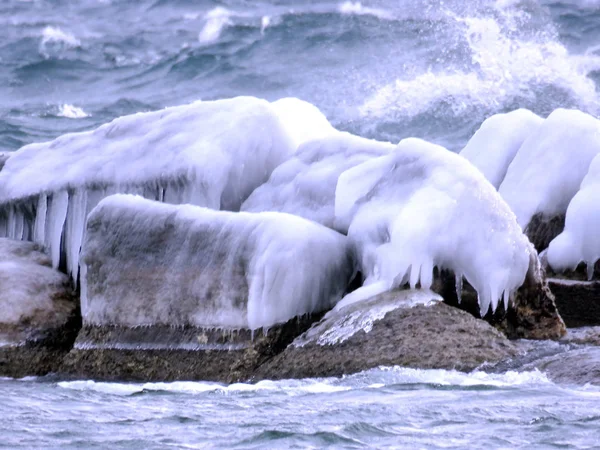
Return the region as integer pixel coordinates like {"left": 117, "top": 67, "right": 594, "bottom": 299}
{"left": 2, "top": 367, "right": 600, "bottom": 449}
{"left": 3, "top": 0, "right": 600, "bottom": 448}
{"left": 2, "top": 0, "right": 600, "bottom": 152}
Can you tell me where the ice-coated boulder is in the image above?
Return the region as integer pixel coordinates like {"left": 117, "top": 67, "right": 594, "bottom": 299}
{"left": 498, "top": 109, "right": 600, "bottom": 249}
{"left": 0, "top": 96, "right": 320, "bottom": 282}
{"left": 81, "top": 194, "right": 354, "bottom": 331}
{"left": 460, "top": 109, "right": 543, "bottom": 189}
{"left": 334, "top": 137, "right": 532, "bottom": 317}
{"left": 548, "top": 154, "right": 600, "bottom": 279}
{"left": 0, "top": 238, "right": 79, "bottom": 377}
{"left": 242, "top": 133, "right": 394, "bottom": 229}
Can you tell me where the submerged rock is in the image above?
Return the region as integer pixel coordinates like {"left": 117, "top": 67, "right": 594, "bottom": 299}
{"left": 0, "top": 238, "right": 79, "bottom": 378}
{"left": 253, "top": 290, "right": 518, "bottom": 381}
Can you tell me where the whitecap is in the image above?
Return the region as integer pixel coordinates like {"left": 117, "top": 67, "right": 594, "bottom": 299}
{"left": 337, "top": 1, "right": 394, "bottom": 20}
{"left": 198, "top": 7, "right": 232, "bottom": 44}
{"left": 57, "top": 104, "right": 89, "bottom": 119}
{"left": 360, "top": 7, "right": 600, "bottom": 118}
{"left": 40, "top": 26, "right": 81, "bottom": 48}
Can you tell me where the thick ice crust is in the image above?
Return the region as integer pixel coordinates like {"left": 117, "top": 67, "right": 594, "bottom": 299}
{"left": 81, "top": 195, "right": 354, "bottom": 330}
{"left": 499, "top": 108, "right": 600, "bottom": 229}
{"left": 460, "top": 109, "right": 543, "bottom": 188}
{"left": 242, "top": 133, "right": 394, "bottom": 229}
{"left": 335, "top": 138, "right": 531, "bottom": 315}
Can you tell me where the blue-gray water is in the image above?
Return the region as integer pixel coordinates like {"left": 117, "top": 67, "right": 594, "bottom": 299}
{"left": 3, "top": 0, "right": 600, "bottom": 448}
{"left": 2, "top": 367, "right": 600, "bottom": 449}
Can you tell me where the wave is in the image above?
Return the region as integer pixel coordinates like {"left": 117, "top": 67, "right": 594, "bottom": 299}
{"left": 360, "top": 3, "right": 600, "bottom": 119}
{"left": 56, "top": 366, "right": 554, "bottom": 397}
{"left": 39, "top": 26, "right": 81, "bottom": 58}
{"left": 56, "top": 104, "right": 89, "bottom": 119}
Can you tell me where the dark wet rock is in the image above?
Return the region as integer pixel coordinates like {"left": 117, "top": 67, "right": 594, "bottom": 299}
{"left": 0, "top": 238, "right": 80, "bottom": 378}
{"left": 436, "top": 249, "right": 566, "bottom": 340}
{"left": 0, "top": 153, "right": 9, "bottom": 172}
{"left": 547, "top": 279, "right": 600, "bottom": 327}
{"left": 524, "top": 213, "right": 565, "bottom": 252}
{"left": 61, "top": 315, "right": 320, "bottom": 382}
{"left": 253, "top": 290, "right": 518, "bottom": 381}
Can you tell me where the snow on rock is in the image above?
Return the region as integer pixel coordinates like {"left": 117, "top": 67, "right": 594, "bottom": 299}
{"left": 499, "top": 109, "right": 600, "bottom": 229}
{"left": 242, "top": 133, "right": 394, "bottom": 229}
{"left": 0, "top": 238, "right": 74, "bottom": 335}
{"left": 460, "top": 109, "right": 543, "bottom": 188}
{"left": 81, "top": 195, "right": 354, "bottom": 331}
{"left": 0, "top": 96, "right": 306, "bottom": 282}
{"left": 335, "top": 138, "right": 531, "bottom": 316}
{"left": 547, "top": 154, "right": 600, "bottom": 279}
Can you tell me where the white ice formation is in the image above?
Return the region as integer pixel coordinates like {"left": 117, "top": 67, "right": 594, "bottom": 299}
{"left": 81, "top": 195, "right": 354, "bottom": 330}
{"left": 335, "top": 138, "right": 531, "bottom": 316}
{"left": 499, "top": 109, "right": 600, "bottom": 229}
{"left": 0, "top": 238, "right": 73, "bottom": 331}
{"left": 547, "top": 153, "right": 600, "bottom": 279}
{"left": 242, "top": 133, "right": 394, "bottom": 229}
{"left": 460, "top": 109, "right": 543, "bottom": 189}
{"left": 0, "top": 96, "right": 326, "bottom": 283}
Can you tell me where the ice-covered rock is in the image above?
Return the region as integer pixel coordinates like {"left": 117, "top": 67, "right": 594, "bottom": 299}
{"left": 269, "top": 97, "right": 337, "bottom": 149}
{"left": 499, "top": 109, "right": 600, "bottom": 231}
{"left": 242, "top": 133, "right": 394, "bottom": 229}
{"left": 0, "top": 238, "right": 75, "bottom": 335}
{"left": 547, "top": 154, "right": 600, "bottom": 279}
{"left": 335, "top": 137, "right": 531, "bottom": 316}
{"left": 81, "top": 194, "right": 354, "bottom": 331}
{"left": 460, "top": 109, "right": 543, "bottom": 189}
{"left": 0, "top": 96, "right": 306, "bottom": 281}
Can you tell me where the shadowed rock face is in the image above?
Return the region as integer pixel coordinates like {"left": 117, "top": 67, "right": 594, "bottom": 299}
{"left": 525, "top": 213, "right": 565, "bottom": 252}
{"left": 253, "top": 291, "right": 518, "bottom": 381}
{"left": 435, "top": 250, "right": 566, "bottom": 340}
{"left": 0, "top": 238, "right": 80, "bottom": 378}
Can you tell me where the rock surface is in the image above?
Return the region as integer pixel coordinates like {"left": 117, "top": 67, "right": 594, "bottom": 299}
{"left": 0, "top": 238, "right": 79, "bottom": 378}
{"left": 524, "top": 213, "right": 565, "bottom": 252}
{"left": 61, "top": 315, "right": 320, "bottom": 383}
{"left": 253, "top": 290, "right": 518, "bottom": 381}
{"left": 548, "top": 279, "right": 600, "bottom": 327}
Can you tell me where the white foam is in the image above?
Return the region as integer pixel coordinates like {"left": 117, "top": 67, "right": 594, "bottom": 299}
{"left": 376, "top": 366, "right": 551, "bottom": 387}
{"left": 57, "top": 104, "right": 89, "bottom": 119}
{"left": 337, "top": 2, "right": 394, "bottom": 20}
{"left": 360, "top": 8, "right": 600, "bottom": 118}
{"left": 198, "top": 7, "right": 232, "bottom": 44}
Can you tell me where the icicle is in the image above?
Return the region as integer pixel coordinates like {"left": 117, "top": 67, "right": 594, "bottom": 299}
{"left": 409, "top": 263, "right": 419, "bottom": 289}
{"left": 65, "top": 189, "right": 88, "bottom": 283}
{"left": 502, "top": 290, "right": 510, "bottom": 311}
{"left": 587, "top": 261, "right": 595, "bottom": 281}
{"left": 34, "top": 194, "right": 48, "bottom": 245}
{"left": 7, "top": 206, "right": 17, "bottom": 239}
{"left": 13, "top": 208, "right": 24, "bottom": 240}
{"left": 478, "top": 286, "right": 492, "bottom": 318}
{"left": 48, "top": 190, "right": 69, "bottom": 270}
{"left": 455, "top": 273, "right": 463, "bottom": 304}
